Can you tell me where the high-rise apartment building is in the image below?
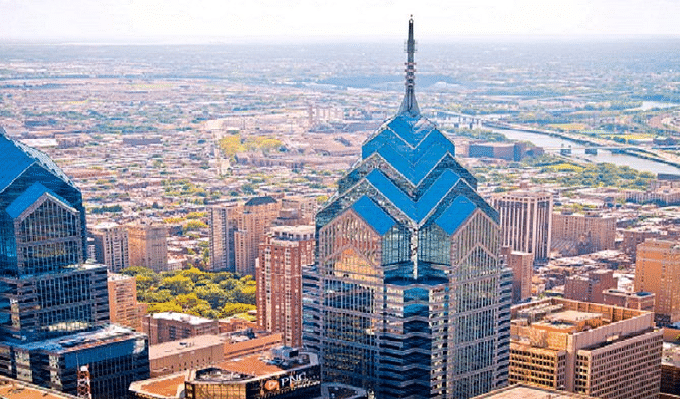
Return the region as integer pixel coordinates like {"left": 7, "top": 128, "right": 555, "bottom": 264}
{"left": 234, "top": 196, "right": 281, "bottom": 276}
{"left": 304, "top": 19, "right": 510, "bottom": 399}
{"left": 551, "top": 213, "right": 616, "bottom": 256}
{"left": 127, "top": 222, "right": 168, "bottom": 272}
{"left": 108, "top": 273, "right": 147, "bottom": 331}
{"left": 92, "top": 222, "right": 129, "bottom": 272}
{"left": 509, "top": 298, "right": 661, "bottom": 399}
{"left": 257, "top": 225, "right": 315, "bottom": 347}
{"left": 0, "top": 132, "right": 149, "bottom": 398}
{"left": 208, "top": 202, "right": 241, "bottom": 272}
{"left": 501, "top": 246, "right": 533, "bottom": 303}
{"left": 635, "top": 239, "right": 680, "bottom": 324}
{"left": 492, "top": 191, "right": 553, "bottom": 263}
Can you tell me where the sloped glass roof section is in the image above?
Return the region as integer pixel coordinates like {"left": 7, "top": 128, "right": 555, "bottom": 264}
{"left": 0, "top": 134, "right": 76, "bottom": 194}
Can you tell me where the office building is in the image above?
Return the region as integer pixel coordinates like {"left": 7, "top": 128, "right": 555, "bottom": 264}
{"left": 257, "top": 225, "right": 315, "bottom": 347}
{"left": 0, "top": 133, "right": 149, "bottom": 398}
{"left": 662, "top": 342, "right": 680, "bottom": 396}
{"left": 304, "top": 19, "right": 510, "bottom": 399}
{"left": 564, "top": 269, "right": 617, "bottom": 304}
{"left": 92, "top": 222, "right": 129, "bottom": 272}
{"left": 142, "top": 312, "right": 220, "bottom": 345}
{"left": 234, "top": 196, "right": 281, "bottom": 276}
{"left": 509, "top": 298, "right": 661, "bottom": 399}
{"left": 131, "top": 347, "right": 368, "bottom": 399}
{"left": 208, "top": 202, "right": 241, "bottom": 272}
{"left": 501, "top": 247, "right": 533, "bottom": 303}
{"left": 128, "top": 222, "right": 168, "bottom": 272}
{"left": 635, "top": 239, "right": 680, "bottom": 324}
{"left": 602, "top": 289, "right": 655, "bottom": 312}
{"left": 108, "top": 273, "right": 147, "bottom": 331}
{"left": 551, "top": 213, "right": 616, "bottom": 256}
{"left": 492, "top": 191, "right": 552, "bottom": 263}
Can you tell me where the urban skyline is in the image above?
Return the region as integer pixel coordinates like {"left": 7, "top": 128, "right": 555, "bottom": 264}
{"left": 1, "top": 10, "right": 680, "bottom": 399}
{"left": 2, "top": 1, "right": 680, "bottom": 43}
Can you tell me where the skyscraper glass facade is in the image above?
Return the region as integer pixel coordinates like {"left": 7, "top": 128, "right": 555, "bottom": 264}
{"left": 304, "top": 19, "right": 510, "bottom": 399}
{"left": 0, "top": 131, "right": 149, "bottom": 398}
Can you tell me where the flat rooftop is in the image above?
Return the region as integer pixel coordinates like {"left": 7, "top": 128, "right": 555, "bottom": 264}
{"left": 474, "top": 384, "right": 597, "bottom": 399}
{"left": 0, "top": 376, "right": 78, "bottom": 398}
{"left": 130, "top": 371, "right": 190, "bottom": 399}
{"left": 149, "top": 334, "right": 224, "bottom": 360}
{"left": 148, "top": 312, "right": 214, "bottom": 325}
{"left": 9, "top": 324, "right": 142, "bottom": 354}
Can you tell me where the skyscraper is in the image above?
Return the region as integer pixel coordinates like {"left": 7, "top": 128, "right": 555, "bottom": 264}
{"left": 491, "top": 191, "right": 552, "bottom": 263}
{"left": 92, "top": 222, "right": 129, "bottom": 272}
{"left": 634, "top": 238, "right": 680, "bottom": 324}
{"left": 257, "top": 225, "right": 315, "bottom": 347}
{"left": 208, "top": 202, "right": 241, "bottom": 272}
{"left": 127, "top": 221, "right": 168, "bottom": 272}
{"left": 0, "top": 131, "right": 149, "bottom": 398}
{"left": 234, "top": 196, "right": 281, "bottom": 276}
{"left": 304, "top": 19, "right": 510, "bottom": 399}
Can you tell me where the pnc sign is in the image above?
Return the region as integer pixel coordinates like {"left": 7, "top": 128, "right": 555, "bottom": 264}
{"left": 263, "top": 371, "right": 308, "bottom": 392}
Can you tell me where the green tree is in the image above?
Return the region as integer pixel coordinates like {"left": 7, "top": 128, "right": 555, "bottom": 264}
{"left": 222, "top": 303, "right": 256, "bottom": 318}
{"left": 162, "top": 274, "right": 194, "bottom": 295}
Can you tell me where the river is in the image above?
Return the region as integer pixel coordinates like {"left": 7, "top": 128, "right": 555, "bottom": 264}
{"left": 491, "top": 127, "right": 680, "bottom": 176}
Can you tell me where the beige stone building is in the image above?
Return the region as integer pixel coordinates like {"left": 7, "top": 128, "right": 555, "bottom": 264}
{"left": 127, "top": 222, "right": 168, "bottom": 272}
{"left": 551, "top": 213, "right": 616, "bottom": 256}
{"left": 234, "top": 196, "right": 281, "bottom": 276}
{"left": 108, "top": 273, "right": 146, "bottom": 331}
{"left": 92, "top": 222, "right": 129, "bottom": 272}
{"left": 492, "top": 191, "right": 553, "bottom": 263}
{"left": 635, "top": 239, "right": 680, "bottom": 324}
{"left": 510, "top": 298, "right": 662, "bottom": 399}
{"left": 257, "top": 225, "right": 315, "bottom": 347}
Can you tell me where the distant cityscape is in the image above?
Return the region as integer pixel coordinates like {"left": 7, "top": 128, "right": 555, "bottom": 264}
{"left": 2, "top": 17, "right": 680, "bottom": 399}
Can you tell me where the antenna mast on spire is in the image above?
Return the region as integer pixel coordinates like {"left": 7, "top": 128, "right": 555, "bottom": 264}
{"left": 399, "top": 15, "right": 420, "bottom": 116}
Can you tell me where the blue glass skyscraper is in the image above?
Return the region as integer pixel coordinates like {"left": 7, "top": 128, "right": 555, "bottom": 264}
{"left": 0, "top": 128, "right": 149, "bottom": 398}
{"left": 304, "top": 19, "right": 511, "bottom": 399}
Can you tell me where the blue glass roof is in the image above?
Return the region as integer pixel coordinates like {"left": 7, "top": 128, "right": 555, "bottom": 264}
{"left": 0, "top": 134, "right": 75, "bottom": 194}
{"left": 435, "top": 195, "right": 478, "bottom": 235}
{"left": 5, "top": 182, "right": 73, "bottom": 219}
{"left": 361, "top": 111, "right": 456, "bottom": 186}
{"left": 380, "top": 114, "right": 438, "bottom": 148}
{"left": 366, "top": 169, "right": 461, "bottom": 223}
{"left": 351, "top": 196, "right": 395, "bottom": 236}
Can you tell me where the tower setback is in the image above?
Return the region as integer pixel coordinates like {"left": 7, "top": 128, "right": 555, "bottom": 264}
{"left": 303, "top": 18, "right": 511, "bottom": 399}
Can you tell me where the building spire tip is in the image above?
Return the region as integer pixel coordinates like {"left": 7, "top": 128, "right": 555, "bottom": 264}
{"left": 399, "top": 16, "right": 419, "bottom": 116}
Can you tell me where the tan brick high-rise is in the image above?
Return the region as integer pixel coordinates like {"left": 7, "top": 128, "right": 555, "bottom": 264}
{"left": 127, "top": 222, "right": 168, "bottom": 272}
{"left": 234, "top": 196, "right": 281, "bottom": 276}
{"left": 256, "top": 225, "right": 314, "bottom": 347}
{"left": 510, "top": 298, "right": 661, "bottom": 399}
{"left": 108, "top": 273, "right": 146, "bottom": 331}
{"left": 635, "top": 238, "right": 680, "bottom": 324}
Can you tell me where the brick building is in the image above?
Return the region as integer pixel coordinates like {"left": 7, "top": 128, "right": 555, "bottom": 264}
{"left": 510, "top": 298, "right": 662, "bottom": 399}
{"left": 257, "top": 225, "right": 315, "bottom": 347}
{"left": 142, "top": 312, "right": 220, "bottom": 345}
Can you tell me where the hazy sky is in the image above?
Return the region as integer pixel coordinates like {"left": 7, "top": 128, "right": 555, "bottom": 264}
{"left": 2, "top": 0, "right": 680, "bottom": 43}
